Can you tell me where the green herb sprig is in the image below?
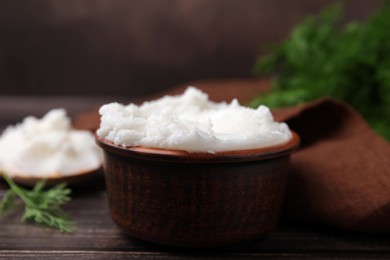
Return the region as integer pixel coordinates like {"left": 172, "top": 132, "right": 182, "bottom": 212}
{"left": 0, "top": 174, "right": 75, "bottom": 233}
{"left": 251, "top": 1, "right": 390, "bottom": 140}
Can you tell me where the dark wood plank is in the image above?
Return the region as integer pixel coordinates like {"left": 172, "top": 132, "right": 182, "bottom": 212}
{"left": 2, "top": 251, "right": 390, "bottom": 260}
{"left": 1, "top": 185, "right": 390, "bottom": 255}
{"left": 0, "top": 0, "right": 382, "bottom": 97}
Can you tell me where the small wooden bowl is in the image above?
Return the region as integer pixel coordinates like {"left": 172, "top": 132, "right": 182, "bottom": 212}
{"left": 1, "top": 168, "right": 101, "bottom": 187}
{"left": 96, "top": 132, "right": 300, "bottom": 247}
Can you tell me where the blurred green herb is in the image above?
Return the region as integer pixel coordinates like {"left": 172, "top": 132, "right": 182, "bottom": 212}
{"left": 251, "top": 2, "right": 390, "bottom": 140}
{"left": 0, "top": 174, "right": 74, "bottom": 233}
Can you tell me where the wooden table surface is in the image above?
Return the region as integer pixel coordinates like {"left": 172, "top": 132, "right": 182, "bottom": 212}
{"left": 1, "top": 96, "right": 390, "bottom": 259}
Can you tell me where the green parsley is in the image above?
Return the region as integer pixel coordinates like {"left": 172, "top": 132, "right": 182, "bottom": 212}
{"left": 0, "top": 174, "right": 75, "bottom": 233}
{"left": 251, "top": 1, "right": 390, "bottom": 140}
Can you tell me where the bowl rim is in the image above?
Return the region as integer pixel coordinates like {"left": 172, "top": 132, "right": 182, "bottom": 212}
{"left": 0, "top": 167, "right": 101, "bottom": 187}
{"left": 95, "top": 131, "right": 300, "bottom": 163}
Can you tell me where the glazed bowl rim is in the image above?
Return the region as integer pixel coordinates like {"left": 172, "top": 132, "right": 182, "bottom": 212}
{"left": 95, "top": 131, "right": 300, "bottom": 163}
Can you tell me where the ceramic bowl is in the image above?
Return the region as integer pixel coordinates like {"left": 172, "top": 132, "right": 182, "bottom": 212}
{"left": 96, "top": 131, "right": 299, "bottom": 247}
{"left": 1, "top": 168, "right": 101, "bottom": 187}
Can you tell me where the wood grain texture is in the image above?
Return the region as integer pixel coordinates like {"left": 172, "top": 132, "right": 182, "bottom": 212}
{"left": 1, "top": 96, "right": 390, "bottom": 258}
{"left": 1, "top": 187, "right": 390, "bottom": 256}
{"left": 0, "top": 0, "right": 383, "bottom": 96}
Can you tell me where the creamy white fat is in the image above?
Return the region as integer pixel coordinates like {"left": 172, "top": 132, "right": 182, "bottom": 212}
{"left": 0, "top": 109, "right": 102, "bottom": 177}
{"left": 97, "top": 87, "right": 292, "bottom": 153}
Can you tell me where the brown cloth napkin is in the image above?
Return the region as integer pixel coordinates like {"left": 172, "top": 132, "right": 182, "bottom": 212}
{"left": 273, "top": 98, "right": 390, "bottom": 233}
{"left": 75, "top": 78, "right": 390, "bottom": 233}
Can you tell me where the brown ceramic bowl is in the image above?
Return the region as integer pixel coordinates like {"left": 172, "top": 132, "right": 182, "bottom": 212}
{"left": 96, "top": 132, "right": 299, "bottom": 247}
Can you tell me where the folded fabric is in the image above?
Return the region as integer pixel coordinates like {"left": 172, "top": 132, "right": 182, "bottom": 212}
{"left": 74, "top": 79, "right": 390, "bottom": 233}
{"left": 272, "top": 99, "right": 390, "bottom": 232}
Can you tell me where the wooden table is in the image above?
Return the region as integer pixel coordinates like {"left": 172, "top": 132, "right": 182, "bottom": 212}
{"left": 1, "top": 96, "right": 389, "bottom": 259}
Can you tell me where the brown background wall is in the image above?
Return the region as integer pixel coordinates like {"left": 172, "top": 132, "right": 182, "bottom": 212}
{"left": 0, "top": 0, "right": 383, "bottom": 97}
